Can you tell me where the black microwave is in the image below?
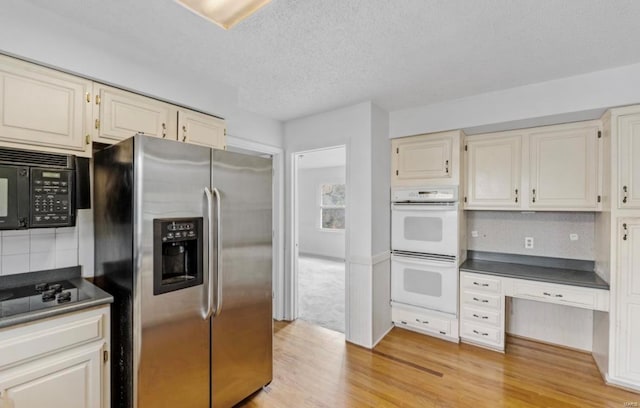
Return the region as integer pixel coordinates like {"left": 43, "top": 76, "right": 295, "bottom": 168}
{"left": 0, "top": 147, "right": 90, "bottom": 230}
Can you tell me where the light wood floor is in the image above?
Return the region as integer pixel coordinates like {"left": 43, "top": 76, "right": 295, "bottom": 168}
{"left": 238, "top": 320, "right": 639, "bottom": 408}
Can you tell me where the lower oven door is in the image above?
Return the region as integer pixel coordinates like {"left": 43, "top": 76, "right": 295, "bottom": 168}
{"left": 391, "top": 253, "right": 458, "bottom": 314}
{"left": 391, "top": 203, "right": 458, "bottom": 256}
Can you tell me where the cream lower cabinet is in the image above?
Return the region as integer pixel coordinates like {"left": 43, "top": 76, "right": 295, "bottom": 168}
{"left": 0, "top": 306, "right": 110, "bottom": 408}
{"left": 617, "top": 113, "right": 640, "bottom": 209}
{"left": 465, "top": 133, "right": 522, "bottom": 209}
{"left": 529, "top": 122, "right": 600, "bottom": 210}
{"left": 0, "top": 54, "right": 92, "bottom": 156}
{"left": 93, "top": 84, "right": 177, "bottom": 143}
{"left": 178, "top": 108, "right": 226, "bottom": 150}
{"left": 391, "top": 130, "right": 462, "bottom": 186}
{"left": 614, "top": 219, "right": 640, "bottom": 386}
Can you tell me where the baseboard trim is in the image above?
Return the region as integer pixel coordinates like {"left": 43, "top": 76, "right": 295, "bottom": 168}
{"left": 299, "top": 252, "right": 345, "bottom": 263}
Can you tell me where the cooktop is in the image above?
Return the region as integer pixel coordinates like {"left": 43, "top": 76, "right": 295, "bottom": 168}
{"left": 0, "top": 280, "right": 82, "bottom": 318}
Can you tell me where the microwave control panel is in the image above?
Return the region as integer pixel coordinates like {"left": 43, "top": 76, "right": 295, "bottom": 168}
{"left": 30, "top": 168, "right": 74, "bottom": 227}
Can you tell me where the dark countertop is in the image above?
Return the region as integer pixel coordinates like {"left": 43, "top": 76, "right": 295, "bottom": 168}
{"left": 0, "top": 267, "right": 113, "bottom": 329}
{"left": 460, "top": 253, "right": 609, "bottom": 290}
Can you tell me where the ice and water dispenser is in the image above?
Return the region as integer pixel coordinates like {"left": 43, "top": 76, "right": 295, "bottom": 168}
{"left": 153, "top": 218, "right": 203, "bottom": 295}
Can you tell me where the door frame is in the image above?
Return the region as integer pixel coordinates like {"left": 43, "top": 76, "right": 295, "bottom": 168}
{"left": 226, "top": 136, "right": 285, "bottom": 320}
{"left": 290, "top": 144, "right": 349, "bottom": 334}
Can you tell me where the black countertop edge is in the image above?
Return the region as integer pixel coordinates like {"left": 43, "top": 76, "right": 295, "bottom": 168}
{"left": 461, "top": 254, "right": 609, "bottom": 290}
{"left": 0, "top": 277, "right": 113, "bottom": 330}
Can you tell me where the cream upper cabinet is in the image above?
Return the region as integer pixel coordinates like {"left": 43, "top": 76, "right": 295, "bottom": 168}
{"left": 528, "top": 122, "right": 600, "bottom": 210}
{"left": 93, "top": 84, "right": 177, "bottom": 143}
{"left": 392, "top": 130, "right": 462, "bottom": 186}
{"left": 465, "top": 133, "right": 522, "bottom": 209}
{"left": 0, "top": 55, "right": 92, "bottom": 156}
{"left": 618, "top": 113, "right": 640, "bottom": 208}
{"left": 615, "top": 219, "right": 640, "bottom": 385}
{"left": 178, "top": 108, "right": 226, "bottom": 150}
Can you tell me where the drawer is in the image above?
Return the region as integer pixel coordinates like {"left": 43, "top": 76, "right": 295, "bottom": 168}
{"left": 461, "top": 306, "right": 501, "bottom": 327}
{"left": 392, "top": 306, "right": 451, "bottom": 335}
{"left": 460, "top": 321, "right": 503, "bottom": 347}
{"left": 461, "top": 273, "right": 501, "bottom": 293}
{"left": 461, "top": 290, "right": 502, "bottom": 310}
{"left": 512, "top": 282, "right": 596, "bottom": 309}
{"left": 0, "top": 306, "right": 107, "bottom": 369}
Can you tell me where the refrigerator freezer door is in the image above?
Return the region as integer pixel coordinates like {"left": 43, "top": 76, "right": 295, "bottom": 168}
{"left": 211, "top": 149, "right": 273, "bottom": 408}
{"left": 135, "top": 136, "right": 212, "bottom": 407}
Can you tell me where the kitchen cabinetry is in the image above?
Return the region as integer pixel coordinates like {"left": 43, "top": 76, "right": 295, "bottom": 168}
{"left": 391, "top": 302, "right": 458, "bottom": 341}
{"left": 178, "top": 108, "right": 226, "bottom": 150}
{"left": 391, "top": 130, "right": 463, "bottom": 186}
{"left": 0, "top": 306, "right": 110, "bottom": 408}
{"left": 459, "top": 271, "right": 609, "bottom": 352}
{"left": 93, "top": 84, "right": 177, "bottom": 143}
{"left": 529, "top": 123, "right": 599, "bottom": 209}
{"left": 617, "top": 113, "right": 640, "bottom": 208}
{"left": 615, "top": 218, "right": 640, "bottom": 385}
{"left": 459, "top": 272, "right": 504, "bottom": 350}
{"left": 0, "top": 54, "right": 92, "bottom": 157}
{"left": 464, "top": 121, "right": 601, "bottom": 211}
{"left": 465, "top": 133, "right": 522, "bottom": 209}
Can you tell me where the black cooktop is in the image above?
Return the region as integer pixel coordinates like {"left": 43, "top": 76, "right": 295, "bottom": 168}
{"left": 0, "top": 280, "right": 82, "bottom": 318}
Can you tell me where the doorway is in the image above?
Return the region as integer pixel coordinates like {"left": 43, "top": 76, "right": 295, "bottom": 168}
{"left": 293, "top": 146, "right": 347, "bottom": 333}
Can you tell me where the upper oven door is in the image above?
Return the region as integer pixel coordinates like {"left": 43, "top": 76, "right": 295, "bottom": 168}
{"left": 391, "top": 203, "right": 458, "bottom": 256}
{"left": 0, "top": 165, "right": 29, "bottom": 230}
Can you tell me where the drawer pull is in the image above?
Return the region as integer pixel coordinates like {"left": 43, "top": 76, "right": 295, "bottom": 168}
{"left": 416, "top": 318, "right": 429, "bottom": 324}
{"left": 472, "top": 314, "right": 489, "bottom": 320}
{"left": 473, "top": 282, "right": 490, "bottom": 287}
{"left": 473, "top": 297, "right": 489, "bottom": 303}
{"left": 543, "top": 292, "right": 552, "bottom": 296}
{"left": 555, "top": 294, "right": 563, "bottom": 298}
{"left": 473, "top": 329, "right": 489, "bottom": 336}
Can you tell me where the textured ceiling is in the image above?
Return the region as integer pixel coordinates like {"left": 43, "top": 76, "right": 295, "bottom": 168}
{"left": 11, "top": 0, "right": 640, "bottom": 121}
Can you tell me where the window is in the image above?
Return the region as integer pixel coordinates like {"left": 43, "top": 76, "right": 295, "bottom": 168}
{"left": 320, "top": 183, "right": 345, "bottom": 230}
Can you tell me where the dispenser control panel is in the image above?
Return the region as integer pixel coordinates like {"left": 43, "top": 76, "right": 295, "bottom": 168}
{"left": 161, "top": 221, "right": 197, "bottom": 242}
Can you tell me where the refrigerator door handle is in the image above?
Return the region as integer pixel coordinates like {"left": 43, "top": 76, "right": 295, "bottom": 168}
{"left": 212, "top": 187, "right": 223, "bottom": 317}
{"left": 204, "top": 187, "right": 215, "bottom": 320}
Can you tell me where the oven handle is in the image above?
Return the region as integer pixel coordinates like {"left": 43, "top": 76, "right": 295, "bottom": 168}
{"left": 392, "top": 203, "right": 457, "bottom": 211}
{"left": 391, "top": 253, "right": 457, "bottom": 267}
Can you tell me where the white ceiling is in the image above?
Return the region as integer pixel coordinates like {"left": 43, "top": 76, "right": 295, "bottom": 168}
{"left": 297, "top": 147, "right": 346, "bottom": 169}
{"left": 11, "top": 0, "right": 640, "bottom": 121}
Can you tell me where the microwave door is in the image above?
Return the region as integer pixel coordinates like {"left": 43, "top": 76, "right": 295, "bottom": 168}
{"left": 0, "top": 166, "right": 29, "bottom": 230}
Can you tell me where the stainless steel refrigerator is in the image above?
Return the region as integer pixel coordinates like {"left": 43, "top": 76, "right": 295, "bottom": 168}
{"left": 93, "top": 134, "right": 272, "bottom": 408}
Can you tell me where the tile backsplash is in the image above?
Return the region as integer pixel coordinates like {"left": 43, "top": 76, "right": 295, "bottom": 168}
{"left": 0, "top": 227, "right": 78, "bottom": 276}
{"left": 466, "top": 211, "right": 595, "bottom": 260}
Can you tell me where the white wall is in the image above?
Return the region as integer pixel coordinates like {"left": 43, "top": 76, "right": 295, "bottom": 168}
{"left": 298, "top": 166, "right": 346, "bottom": 259}
{"left": 390, "top": 62, "right": 640, "bottom": 138}
{"left": 285, "top": 101, "right": 391, "bottom": 348}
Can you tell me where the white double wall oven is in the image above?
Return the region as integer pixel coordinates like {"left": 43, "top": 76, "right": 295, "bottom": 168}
{"left": 391, "top": 187, "right": 462, "bottom": 317}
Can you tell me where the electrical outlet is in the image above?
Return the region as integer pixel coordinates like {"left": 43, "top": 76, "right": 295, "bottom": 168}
{"left": 471, "top": 230, "right": 479, "bottom": 238}
{"left": 570, "top": 233, "right": 579, "bottom": 241}
{"left": 525, "top": 237, "right": 534, "bottom": 249}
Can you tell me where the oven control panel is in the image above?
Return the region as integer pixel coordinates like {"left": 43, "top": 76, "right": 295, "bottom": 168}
{"left": 30, "top": 168, "right": 74, "bottom": 227}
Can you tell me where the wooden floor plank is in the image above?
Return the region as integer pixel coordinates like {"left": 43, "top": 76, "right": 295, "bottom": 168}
{"left": 238, "top": 320, "right": 639, "bottom": 408}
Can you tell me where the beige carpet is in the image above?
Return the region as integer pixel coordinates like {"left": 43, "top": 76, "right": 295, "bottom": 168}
{"left": 298, "top": 255, "right": 345, "bottom": 333}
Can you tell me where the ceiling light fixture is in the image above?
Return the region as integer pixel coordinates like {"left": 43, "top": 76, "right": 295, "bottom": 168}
{"left": 176, "top": 0, "right": 271, "bottom": 30}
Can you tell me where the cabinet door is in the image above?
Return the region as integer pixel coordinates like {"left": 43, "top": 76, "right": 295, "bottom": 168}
{"left": 94, "top": 84, "right": 177, "bottom": 143}
{"left": 465, "top": 134, "right": 521, "bottom": 209}
{"left": 0, "top": 342, "right": 104, "bottom": 408}
{"left": 618, "top": 114, "right": 640, "bottom": 208}
{"left": 178, "top": 109, "right": 226, "bottom": 149}
{"left": 529, "top": 124, "right": 599, "bottom": 209}
{"left": 616, "top": 219, "right": 640, "bottom": 384}
{"left": 392, "top": 133, "right": 452, "bottom": 184}
{"left": 0, "top": 55, "right": 91, "bottom": 154}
